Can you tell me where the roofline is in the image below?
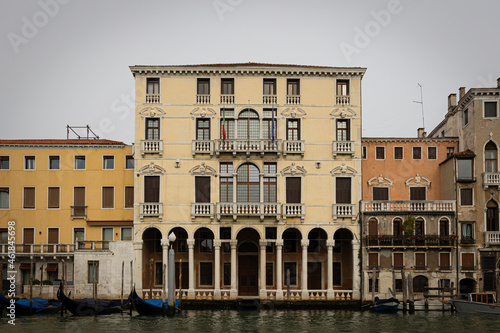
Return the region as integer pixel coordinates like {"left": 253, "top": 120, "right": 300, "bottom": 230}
{"left": 0, "top": 139, "right": 129, "bottom": 148}
{"left": 362, "top": 137, "right": 459, "bottom": 142}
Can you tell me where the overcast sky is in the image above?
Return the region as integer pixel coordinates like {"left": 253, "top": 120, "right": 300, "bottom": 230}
{"left": 1, "top": 0, "right": 499, "bottom": 144}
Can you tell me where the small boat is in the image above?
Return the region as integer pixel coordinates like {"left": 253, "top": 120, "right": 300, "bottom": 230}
{"left": 0, "top": 292, "right": 60, "bottom": 316}
{"left": 371, "top": 296, "right": 400, "bottom": 312}
{"left": 450, "top": 293, "right": 500, "bottom": 314}
{"left": 414, "top": 299, "right": 451, "bottom": 311}
{"left": 131, "top": 288, "right": 179, "bottom": 316}
{"left": 57, "top": 284, "right": 130, "bottom": 316}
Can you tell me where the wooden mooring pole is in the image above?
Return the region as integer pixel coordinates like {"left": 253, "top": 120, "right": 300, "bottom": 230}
{"left": 401, "top": 269, "right": 407, "bottom": 312}
{"left": 121, "top": 261, "right": 124, "bottom": 309}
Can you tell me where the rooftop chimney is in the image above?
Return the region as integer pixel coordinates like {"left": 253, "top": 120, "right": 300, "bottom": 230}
{"left": 417, "top": 128, "right": 426, "bottom": 138}
{"left": 448, "top": 93, "right": 457, "bottom": 110}
{"left": 497, "top": 77, "right": 500, "bottom": 88}
{"left": 459, "top": 87, "right": 466, "bottom": 99}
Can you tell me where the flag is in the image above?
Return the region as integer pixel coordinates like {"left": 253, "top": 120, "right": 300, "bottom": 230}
{"left": 271, "top": 104, "right": 275, "bottom": 143}
{"left": 222, "top": 106, "right": 226, "bottom": 142}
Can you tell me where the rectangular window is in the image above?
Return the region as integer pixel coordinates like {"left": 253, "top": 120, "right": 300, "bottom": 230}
{"left": 75, "top": 156, "right": 86, "bottom": 170}
{"left": 73, "top": 187, "right": 86, "bottom": 216}
{"left": 336, "top": 119, "right": 350, "bottom": 141}
{"left": 368, "top": 253, "right": 378, "bottom": 269}
{"left": 463, "top": 108, "right": 469, "bottom": 125}
{"left": 220, "top": 118, "right": 235, "bottom": 140}
{"left": 0, "top": 156, "right": 9, "bottom": 170}
{"left": 447, "top": 147, "right": 455, "bottom": 158}
{"left": 24, "top": 156, "right": 35, "bottom": 170}
{"left": 415, "top": 253, "right": 426, "bottom": 269}
{"left": 88, "top": 261, "right": 99, "bottom": 283}
{"left": 266, "top": 262, "right": 274, "bottom": 286}
{"left": 457, "top": 159, "right": 474, "bottom": 181}
{"left": 23, "top": 187, "right": 35, "bottom": 209}
{"left": 221, "top": 78, "right": 234, "bottom": 95}
{"left": 195, "top": 176, "right": 211, "bottom": 203}
{"left": 410, "top": 187, "right": 426, "bottom": 200}
{"left": 375, "top": 147, "right": 385, "bottom": 160}
{"left": 262, "top": 109, "right": 277, "bottom": 140}
{"left": 145, "top": 118, "right": 160, "bottom": 140}
{"left": 125, "top": 186, "right": 134, "bottom": 208}
{"left": 393, "top": 253, "right": 403, "bottom": 269}
{"left": 103, "top": 156, "right": 114, "bottom": 170}
{"left": 265, "top": 227, "right": 276, "bottom": 253}
{"left": 120, "top": 227, "right": 132, "bottom": 241}
{"left": 460, "top": 188, "right": 473, "bottom": 206}
{"left": 287, "top": 79, "right": 299, "bottom": 95}
{"left": 362, "top": 146, "right": 367, "bottom": 160}
{"left": 373, "top": 187, "right": 389, "bottom": 201}
{"left": 146, "top": 78, "right": 159, "bottom": 94}
{"left": 223, "top": 263, "right": 231, "bottom": 286}
{"left": 286, "top": 177, "right": 301, "bottom": 204}
{"left": 462, "top": 253, "right": 474, "bottom": 270}
{"left": 368, "top": 278, "right": 379, "bottom": 292}
{"left": 200, "top": 262, "right": 213, "bottom": 286}
{"left": 394, "top": 146, "right": 403, "bottom": 160}
{"left": 440, "top": 253, "right": 450, "bottom": 270}
{"left": 263, "top": 79, "right": 276, "bottom": 95}
{"left": 461, "top": 223, "right": 474, "bottom": 242}
{"left": 484, "top": 101, "right": 498, "bottom": 117}
{"left": 196, "top": 118, "right": 210, "bottom": 140}
{"left": 102, "top": 228, "right": 113, "bottom": 250}
{"left": 48, "top": 187, "right": 60, "bottom": 209}
{"left": 283, "top": 262, "right": 297, "bottom": 285}
{"left": 264, "top": 170, "right": 277, "bottom": 203}
{"left": 125, "top": 155, "right": 134, "bottom": 169}
{"left": 155, "top": 262, "right": 163, "bottom": 285}
{"left": 333, "top": 262, "right": 341, "bottom": 285}
{"left": 220, "top": 163, "right": 233, "bottom": 203}
{"left": 335, "top": 177, "right": 351, "bottom": 204}
{"left": 336, "top": 80, "right": 349, "bottom": 96}
{"left": 413, "top": 147, "right": 422, "bottom": 160}
{"left": 102, "top": 186, "right": 114, "bottom": 208}
{"left": 427, "top": 147, "right": 437, "bottom": 160}
{"left": 0, "top": 188, "right": 9, "bottom": 209}
{"left": 197, "top": 78, "right": 210, "bottom": 95}
{"left": 286, "top": 119, "right": 300, "bottom": 140}
{"left": 144, "top": 176, "right": 160, "bottom": 202}
{"left": 0, "top": 228, "right": 7, "bottom": 243}
{"left": 74, "top": 228, "right": 85, "bottom": 242}
{"left": 49, "top": 156, "right": 60, "bottom": 170}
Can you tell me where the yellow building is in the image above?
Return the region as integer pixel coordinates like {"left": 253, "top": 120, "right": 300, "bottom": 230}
{"left": 0, "top": 138, "right": 134, "bottom": 298}
{"left": 130, "top": 63, "right": 366, "bottom": 301}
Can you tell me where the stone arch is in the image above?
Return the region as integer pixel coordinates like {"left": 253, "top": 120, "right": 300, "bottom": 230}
{"left": 413, "top": 275, "right": 428, "bottom": 293}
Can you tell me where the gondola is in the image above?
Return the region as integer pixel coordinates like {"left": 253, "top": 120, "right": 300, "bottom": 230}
{"left": 371, "top": 296, "right": 400, "bottom": 313}
{"left": 57, "top": 284, "right": 131, "bottom": 316}
{"left": 0, "top": 292, "right": 60, "bottom": 316}
{"left": 131, "top": 287, "right": 179, "bottom": 316}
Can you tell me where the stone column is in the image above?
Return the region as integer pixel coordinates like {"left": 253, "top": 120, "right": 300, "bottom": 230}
{"left": 161, "top": 238, "right": 170, "bottom": 297}
{"left": 352, "top": 240, "right": 361, "bottom": 300}
{"left": 187, "top": 239, "right": 195, "bottom": 299}
{"left": 259, "top": 239, "right": 267, "bottom": 299}
{"left": 133, "top": 240, "right": 143, "bottom": 292}
{"left": 276, "top": 239, "right": 283, "bottom": 300}
{"left": 214, "top": 240, "right": 221, "bottom": 300}
{"left": 230, "top": 240, "right": 238, "bottom": 299}
{"left": 301, "top": 239, "right": 309, "bottom": 300}
{"left": 326, "top": 239, "right": 334, "bottom": 300}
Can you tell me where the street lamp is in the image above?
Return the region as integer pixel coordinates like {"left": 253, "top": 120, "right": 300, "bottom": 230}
{"left": 167, "top": 232, "right": 176, "bottom": 317}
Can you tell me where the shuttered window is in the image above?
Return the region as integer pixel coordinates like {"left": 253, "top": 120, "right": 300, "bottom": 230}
{"left": 393, "top": 219, "right": 402, "bottom": 236}
{"left": 460, "top": 188, "right": 473, "bottom": 206}
{"left": 413, "top": 147, "right": 422, "bottom": 160}
{"left": 410, "top": 187, "right": 426, "bottom": 200}
{"left": 375, "top": 147, "right": 385, "bottom": 160}
{"left": 24, "top": 187, "right": 35, "bottom": 209}
{"left": 373, "top": 187, "right": 388, "bottom": 200}
{"left": 144, "top": 176, "right": 160, "bottom": 202}
{"left": 462, "top": 253, "right": 474, "bottom": 270}
{"left": 48, "top": 187, "right": 60, "bottom": 209}
{"left": 428, "top": 147, "right": 437, "bottom": 160}
{"left": 286, "top": 177, "right": 301, "bottom": 203}
{"left": 102, "top": 187, "right": 114, "bottom": 208}
{"left": 368, "top": 253, "right": 378, "bottom": 268}
{"left": 368, "top": 218, "right": 378, "bottom": 236}
{"left": 415, "top": 253, "right": 426, "bottom": 269}
{"left": 394, "top": 147, "right": 403, "bottom": 160}
{"left": 335, "top": 177, "right": 351, "bottom": 204}
{"left": 195, "top": 177, "right": 210, "bottom": 203}
{"left": 440, "top": 253, "right": 450, "bottom": 269}
{"left": 393, "top": 253, "right": 403, "bottom": 268}
{"left": 125, "top": 186, "right": 134, "bottom": 208}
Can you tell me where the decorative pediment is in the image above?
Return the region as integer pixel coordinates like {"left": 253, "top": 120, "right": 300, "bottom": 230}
{"left": 190, "top": 162, "right": 216, "bottom": 176}
{"left": 140, "top": 107, "right": 166, "bottom": 119}
{"left": 281, "top": 163, "right": 306, "bottom": 176}
{"left": 139, "top": 162, "right": 166, "bottom": 175}
{"left": 331, "top": 163, "right": 357, "bottom": 175}
{"left": 190, "top": 107, "right": 216, "bottom": 119}
{"left": 330, "top": 107, "right": 356, "bottom": 118}
{"left": 405, "top": 174, "right": 431, "bottom": 187}
{"left": 281, "top": 107, "right": 306, "bottom": 118}
{"left": 367, "top": 175, "right": 394, "bottom": 187}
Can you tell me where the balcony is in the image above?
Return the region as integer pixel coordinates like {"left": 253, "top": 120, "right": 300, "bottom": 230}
{"left": 461, "top": 266, "right": 476, "bottom": 271}
{"left": 282, "top": 203, "right": 305, "bottom": 221}
{"left": 263, "top": 95, "right": 277, "bottom": 105}
{"left": 192, "top": 140, "right": 214, "bottom": 156}
{"left": 1, "top": 243, "right": 75, "bottom": 256}
{"left": 216, "top": 202, "right": 281, "bottom": 221}
{"left": 220, "top": 94, "right": 234, "bottom": 104}
{"left": 140, "top": 202, "right": 162, "bottom": 220}
{"left": 75, "top": 240, "right": 111, "bottom": 251}
{"left": 483, "top": 172, "right": 500, "bottom": 189}
{"left": 214, "top": 139, "right": 281, "bottom": 157}
{"left": 283, "top": 140, "right": 305, "bottom": 156}
{"left": 332, "top": 204, "right": 357, "bottom": 221}
{"left": 286, "top": 95, "right": 301, "bottom": 105}
{"left": 360, "top": 200, "right": 456, "bottom": 214}
{"left": 485, "top": 231, "right": 500, "bottom": 246}
{"left": 145, "top": 94, "right": 160, "bottom": 104}
{"left": 336, "top": 95, "right": 350, "bottom": 106}
{"left": 191, "top": 203, "right": 214, "bottom": 221}
{"left": 460, "top": 238, "right": 476, "bottom": 245}
{"left": 196, "top": 94, "right": 211, "bottom": 104}
{"left": 332, "top": 141, "right": 355, "bottom": 157}
{"left": 364, "top": 235, "right": 456, "bottom": 248}
{"left": 141, "top": 140, "right": 163, "bottom": 156}
{"left": 71, "top": 206, "right": 87, "bottom": 219}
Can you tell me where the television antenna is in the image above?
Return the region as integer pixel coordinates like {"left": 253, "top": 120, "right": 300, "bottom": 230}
{"left": 413, "top": 83, "right": 425, "bottom": 129}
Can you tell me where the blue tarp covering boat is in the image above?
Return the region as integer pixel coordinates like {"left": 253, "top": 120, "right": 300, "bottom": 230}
{"left": 131, "top": 288, "right": 179, "bottom": 316}
{"left": 1, "top": 292, "right": 58, "bottom": 316}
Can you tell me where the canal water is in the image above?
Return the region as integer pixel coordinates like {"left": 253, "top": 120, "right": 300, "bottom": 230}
{"left": 2, "top": 310, "right": 500, "bottom": 332}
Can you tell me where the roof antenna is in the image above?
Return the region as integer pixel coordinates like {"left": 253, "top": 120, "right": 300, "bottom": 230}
{"left": 413, "top": 83, "right": 425, "bottom": 129}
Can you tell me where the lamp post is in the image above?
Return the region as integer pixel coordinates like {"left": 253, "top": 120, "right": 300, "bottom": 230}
{"left": 166, "top": 232, "right": 176, "bottom": 317}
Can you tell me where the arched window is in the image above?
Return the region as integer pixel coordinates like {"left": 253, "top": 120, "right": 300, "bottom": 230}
{"left": 393, "top": 218, "right": 402, "bottom": 236}
{"left": 237, "top": 163, "right": 259, "bottom": 202}
{"left": 485, "top": 141, "right": 498, "bottom": 173}
{"left": 238, "top": 109, "right": 260, "bottom": 139}
{"left": 439, "top": 218, "right": 449, "bottom": 236}
{"left": 487, "top": 200, "right": 499, "bottom": 232}
{"left": 415, "top": 218, "right": 425, "bottom": 236}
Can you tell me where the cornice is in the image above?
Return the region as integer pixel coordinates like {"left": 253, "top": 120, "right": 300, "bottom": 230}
{"left": 362, "top": 137, "right": 459, "bottom": 143}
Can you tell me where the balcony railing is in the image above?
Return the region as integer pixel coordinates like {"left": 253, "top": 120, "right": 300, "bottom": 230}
{"left": 361, "top": 200, "right": 456, "bottom": 213}
{"left": 71, "top": 206, "right": 87, "bottom": 219}
{"left": 196, "top": 94, "right": 211, "bottom": 104}
{"left": 332, "top": 141, "right": 355, "bottom": 157}
{"left": 0, "top": 244, "right": 75, "bottom": 255}
{"left": 461, "top": 266, "right": 476, "bottom": 271}
{"left": 220, "top": 94, "right": 234, "bottom": 104}
{"left": 286, "top": 95, "right": 301, "bottom": 105}
{"left": 214, "top": 139, "right": 281, "bottom": 156}
{"left": 485, "top": 231, "right": 500, "bottom": 246}
{"left": 191, "top": 203, "right": 214, "bottom": 221}
{"left": 364, "top": 235, "right": 456, "bottom": 247}
{"left": 282, "top": 203, "right": 305, "bottom": 221}
{"left": 483, "top": 172, "right": 500, "bottom": 189}
{"left": 336, "top": 95, "right": 350, "bottom": 106}
{"left": 460, "top": 238, "right": 476, "bottom": 245}
{"left": 140, "top": 202, "right": 162, "bottom": 220}
{"left": 145, "top": 94, "right": 160, "bottom": 104}
{"left": 333, "top": 204, "right": 357, "bottom": 221}
{"left": 192, "top": 140, "right": 213, "bottom": 156}
{"left": 75, "top": 240, "right": 111, "bottom": 251}
{"left": 263, "top": 95, "right": 277, "bottom": 105}
{"left": 216, "top": 202, "right": 280, "bottom": 221}
{"left": 283, "top": 140, "right": 305, "bottom": 156}
{"left": 141, "top": 140, "right": 163, "bottom": 156}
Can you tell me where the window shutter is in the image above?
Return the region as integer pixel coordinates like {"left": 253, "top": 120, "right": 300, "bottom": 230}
{"left": 286, "top": 177, "right": 301, "bottom": 203}
{"left": 335, "top": 177, "right": 351, "bottom": 204}
{"left": 373, "top": 187, "right": 389, "bottom": 200}
{"left": 415, "top": 253, "right": 425, "bottom": 267}
{"left": 368, "top": 219, "right": 378, "bottom": 236}
{"left": 461, "top": 188, "right": 472, "bottom": 205}
{"left": 410, "top": 187, "right": 426, "bottom": 200}
{"left": 102, "top": 187, "right": 114, "bottom": 208}
{"left": 24, "top": 187, "right": 35, "bottom": 208}
{"left": 144, "top": 176, "right": 160, "bottom": 202}
{"left": 195, "top": 177, "right": 211, "bottom": 203}
{"left": 440, "top": 253, "right": 450, "bottom": 267}
{"left": 369, "top": 253, "right": 378, "bottom": 267}
{"left": 394, "top": 253, "right": 403, "bottom": 267}
{"left": 48, "top": 187, "right": 59, "bottom": 208}
{"left": 462, "top": 253, "right": 474, "bottom": 268}
{"left": 125, "top": 187, "right": 134, "bottom": 208}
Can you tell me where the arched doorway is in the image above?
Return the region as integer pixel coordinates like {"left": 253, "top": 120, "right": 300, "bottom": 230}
{"left": 170, "top": 227, "right": 189, "bottom": 290}
{"left": 237, "top": 228, "right": 260, "bottom": 296}
{"left": 282, "top": 228, "right": 302, "bottom": 289}
{"left": 413, "top": 275, "right": 428, "bottom": 293}
{"left": 460, "top": 278, "right": 476, "bottom": 294}
{"left": 307, "top": 228, "right": 327, "bottom": 290}
{"left": 194, "top": 228, "right": 214, "bottom": 289}
{"left": 333, "top": 228, "right": 353, "bottom": 289}
{"left": 142, "top": 228, "right": 162, "bottom": 290}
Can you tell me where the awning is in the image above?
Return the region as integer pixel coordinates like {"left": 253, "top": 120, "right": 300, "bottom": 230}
{"left": 19, "top": 263, "right": 34, "bottom": 270}
{"left": 46, "top": 263, "right": 58, "bottom": 272}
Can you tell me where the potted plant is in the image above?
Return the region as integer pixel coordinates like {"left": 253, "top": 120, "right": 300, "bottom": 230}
{"left": 43, "top": 279, "right": 52, "bottom": 285}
